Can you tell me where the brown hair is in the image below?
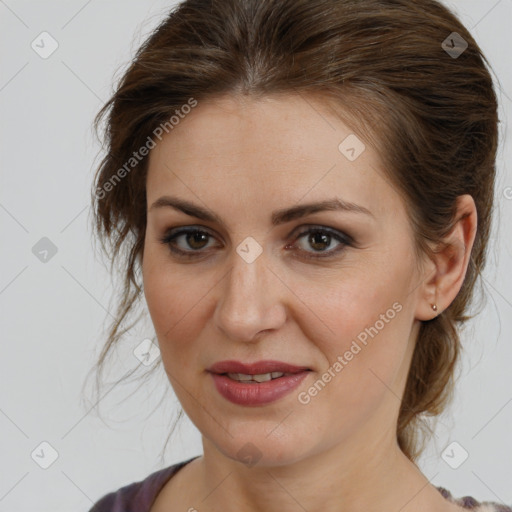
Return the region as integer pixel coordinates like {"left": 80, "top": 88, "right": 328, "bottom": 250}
{"left": 91, "top": 0, "right": 499, "bottom": 462}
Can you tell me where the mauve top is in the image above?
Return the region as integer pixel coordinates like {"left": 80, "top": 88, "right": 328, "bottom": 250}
{"left": 88, "top": 456, "right": 512, "bottom": 512}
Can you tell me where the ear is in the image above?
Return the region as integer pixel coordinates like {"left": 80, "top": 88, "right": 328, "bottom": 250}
{"left": 415, "top": 194, "right": 478, "bottom": 321}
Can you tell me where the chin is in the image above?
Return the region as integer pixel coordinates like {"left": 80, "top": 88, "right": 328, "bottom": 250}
{"left": 207, "top": 425, "right": 312, "bottom": 468}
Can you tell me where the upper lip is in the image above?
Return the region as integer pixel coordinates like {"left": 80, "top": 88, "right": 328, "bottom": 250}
{"left": 208, "top": 360, "right": 311, "bottom": 375}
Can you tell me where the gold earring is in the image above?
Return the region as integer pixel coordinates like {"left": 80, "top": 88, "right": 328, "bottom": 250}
{"left": 431, "top": 304, "right": 438, "bottom": 311}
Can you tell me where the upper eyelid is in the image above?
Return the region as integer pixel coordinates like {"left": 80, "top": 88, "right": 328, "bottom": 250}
{"left": 163, "top": 224, "right": 352, "bottom": 249}
{"left": 163, "top": 224, "right": 350, "bottom": 240}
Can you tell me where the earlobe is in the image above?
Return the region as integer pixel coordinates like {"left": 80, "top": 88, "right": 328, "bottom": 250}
{"left": 414, "top": 263, "right": 440, "bottom": 321}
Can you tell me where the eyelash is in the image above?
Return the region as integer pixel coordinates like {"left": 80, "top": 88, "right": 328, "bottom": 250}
{"left": 158, "top": 225, "right": 353, "bottom": 260}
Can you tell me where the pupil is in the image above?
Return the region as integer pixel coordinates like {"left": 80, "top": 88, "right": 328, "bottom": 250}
{"left": 310, "top": 232, "right": 330, "bottom": 251}
{"left": 188, "top": 231, "right": 208, "bottom": 249}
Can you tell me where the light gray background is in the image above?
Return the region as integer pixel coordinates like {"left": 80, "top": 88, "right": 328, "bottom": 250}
{"left": 0, "top": 1, "right": 511, "bottom": 511}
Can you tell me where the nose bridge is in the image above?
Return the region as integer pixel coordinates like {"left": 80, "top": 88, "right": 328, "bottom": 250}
{"left": 214, "top": 244, "right": 286, "bottom": 341}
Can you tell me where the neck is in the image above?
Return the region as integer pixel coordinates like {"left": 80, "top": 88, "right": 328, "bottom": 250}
{"left": 196, "top": 430, "right": 445, "bottom": 512}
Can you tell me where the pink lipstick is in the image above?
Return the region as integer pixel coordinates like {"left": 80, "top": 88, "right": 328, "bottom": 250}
{"left": 207, "top": 360, "right": 311, "bottom": 406}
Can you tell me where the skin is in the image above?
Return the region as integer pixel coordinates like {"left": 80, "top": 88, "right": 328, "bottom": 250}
{"left": 142, "top": 93, "right": 476, "bottom": 512}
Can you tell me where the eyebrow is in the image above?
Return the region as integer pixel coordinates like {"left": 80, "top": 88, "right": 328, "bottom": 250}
{"left": 149, "top": 195, "right": 374, "bottom": 226}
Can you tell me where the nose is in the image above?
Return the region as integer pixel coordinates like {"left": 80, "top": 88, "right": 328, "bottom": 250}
{"left": 213, "top": 247, "right": 287, "bottom": 343}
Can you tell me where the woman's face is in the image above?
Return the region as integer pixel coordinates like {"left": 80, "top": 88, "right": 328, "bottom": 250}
{"left": 142, "top": 94, "right": 429, "bottom": 467}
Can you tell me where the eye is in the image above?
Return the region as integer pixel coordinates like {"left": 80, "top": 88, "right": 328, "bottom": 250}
{"left": 159, "top": 227, "right": 218, "bottom": 258}
{"left": 159, "top": 224, "right": 352, "bottom": 260}
{"left": 286, "top": 225, "right": 352, "bottom": 259}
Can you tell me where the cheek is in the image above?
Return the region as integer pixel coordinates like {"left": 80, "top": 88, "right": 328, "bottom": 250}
{"left": 142, "top": 249, "right": 223, "bottom": 378}
{"left": 298, "top": 267, "right": 405, "bottom": 351}
{"left": 298, "top": 261, "right": 414, "bottom": 403}
{"left": 142, "top": 248, "right": 197, "bottom": 358}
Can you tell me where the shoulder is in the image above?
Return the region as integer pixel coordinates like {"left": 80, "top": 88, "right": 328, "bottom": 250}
{"left": 436, "top": 486, "right": 512, "bottom": 511}
{"left": 88, "top": 456, "right": 200, "bottom": 512}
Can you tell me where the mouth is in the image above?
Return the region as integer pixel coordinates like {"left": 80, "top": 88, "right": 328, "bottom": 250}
{"left": 223, "top": 371, "right": 296, "bottom": 383}
{"left": 207, "top": 360, "right": 312, "bottom": 406}
{"left": 208, "top": 360, "right": 311, "bottom": 380}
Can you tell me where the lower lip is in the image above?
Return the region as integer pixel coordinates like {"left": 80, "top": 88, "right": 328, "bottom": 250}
{"left": 209, "top": 371, "right": 310, "bottom": 406}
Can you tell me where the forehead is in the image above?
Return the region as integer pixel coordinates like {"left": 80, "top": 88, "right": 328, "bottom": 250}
{"left": 145, "top": 94, "right": 404, "bottom": 224}
{"left": 150, "top": 94, "right": 360, "bottom": 165}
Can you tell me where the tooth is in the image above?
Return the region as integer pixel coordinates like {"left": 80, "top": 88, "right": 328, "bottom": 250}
{"left": 252, "top": 373, "right": 272, "bottom": 382}
{"left": 237, "top": 373, "right": 255, "bottom": 381}
{"left": 227, "top": 373, "right": 253, "bottom": 381}
{"left": 225, "top": 372, "right": 288, "bottom": 382}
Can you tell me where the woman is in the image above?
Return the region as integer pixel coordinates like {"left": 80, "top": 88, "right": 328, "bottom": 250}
{"left": 88, "top": 0, "right": 510, "bottom": 510}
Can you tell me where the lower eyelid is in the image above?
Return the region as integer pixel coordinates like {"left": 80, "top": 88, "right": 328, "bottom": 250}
{"left": 161, "top": 226, "right": 351, "bottom": 257}
{"left": 163, "top": 230, "right": 217, "bottom": 252}
{"left": 292, "top": 232, "right": 348, "bottom": 256}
